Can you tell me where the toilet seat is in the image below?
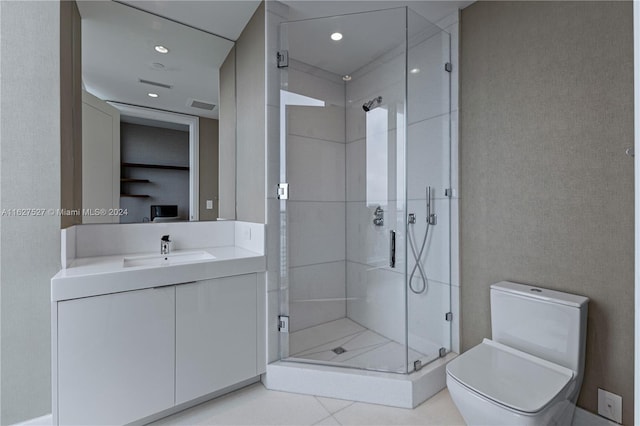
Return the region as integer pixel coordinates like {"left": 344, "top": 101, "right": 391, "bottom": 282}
{"left": 446, "top": 339, "right": 575, "bottom": 414}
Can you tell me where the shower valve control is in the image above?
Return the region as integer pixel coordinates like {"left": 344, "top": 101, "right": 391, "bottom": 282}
{"left": 426, "top": 186, "right": 437, "bottom": 226}
{"left": 373, "top": 206, "right": 384, "bottom": 226}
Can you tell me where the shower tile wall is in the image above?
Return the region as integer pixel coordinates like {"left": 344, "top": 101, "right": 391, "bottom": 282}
{"left": 286, "top": 63, "right": 347, "bottom": 333}
{"left": 345, "top": 46, "right": 407, "bottom": 346}
{"left": 344, "top": 13, "right": 459, "bottom": 358}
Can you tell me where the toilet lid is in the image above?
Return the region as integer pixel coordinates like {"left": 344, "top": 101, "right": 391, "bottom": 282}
{"left": 446, "top": 339, "right": 574, "bottom": 414}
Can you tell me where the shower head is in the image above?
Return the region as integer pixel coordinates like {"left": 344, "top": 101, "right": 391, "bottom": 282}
{"left": 363, "top": 96, "right": 383, "bottom": 112}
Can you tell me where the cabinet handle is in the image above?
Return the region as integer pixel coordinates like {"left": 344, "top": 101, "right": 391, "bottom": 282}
{"left": 152, "top": 284, "right": 173, "bottom": 290}
{"left": 389, "top": 230, "right": 396, "bottom": 268}
{"left": 152, "top": 281, "right": 196, "bottom": 290}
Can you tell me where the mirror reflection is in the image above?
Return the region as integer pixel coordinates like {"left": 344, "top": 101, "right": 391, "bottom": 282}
{"left": 78, "top": 1, "right": 234, "bottom": 223}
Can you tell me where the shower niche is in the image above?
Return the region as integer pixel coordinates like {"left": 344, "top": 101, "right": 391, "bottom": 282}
{"left": 276, "top": 7, "right": 452, "bottom": 378}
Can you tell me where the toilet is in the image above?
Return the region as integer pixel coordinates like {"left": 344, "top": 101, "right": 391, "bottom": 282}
{"left": 446, "top": 281, "right": 589, "bottom": 425}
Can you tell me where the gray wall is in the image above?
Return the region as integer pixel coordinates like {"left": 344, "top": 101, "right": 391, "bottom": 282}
{"left": 60, "top": 0, "right": 82, "bottom": 229}
{"left": 0, "top": 1, "right": 62, "bottom": 423}
{"left": 217, "top": 2, "right": 266, "bottom": 224}
{"left": 235, "top": 2, "right": 266, "bottom": 224}
{"left": 219, "top": 46, "right": 236, "bottom": 220}
{"left": 460, "top": 1, "right": 634, "bottom": 422}
{"left": 199, "top": 117, "right": 219, "bottom": 221}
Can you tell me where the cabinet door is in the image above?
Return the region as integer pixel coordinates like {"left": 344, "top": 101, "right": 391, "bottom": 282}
{"left": 58, "top": 287, "right": 175, "bottom": 425}
{"left": 176, "top": 274, "right": 257, "bottom": 404}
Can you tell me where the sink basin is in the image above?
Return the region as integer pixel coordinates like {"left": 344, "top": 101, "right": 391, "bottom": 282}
{"left": 123, "top": 251, "right": 215, "bottom": 268}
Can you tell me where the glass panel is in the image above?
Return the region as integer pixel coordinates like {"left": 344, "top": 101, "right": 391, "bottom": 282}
{"left": 279, "top": 7, "right": 408, "bottom": 373}
{"left": 406, "top": 9, "right": 452, "bottom": 371}
{"left": 278, "top": 6, "right": 451, "bottom": 375}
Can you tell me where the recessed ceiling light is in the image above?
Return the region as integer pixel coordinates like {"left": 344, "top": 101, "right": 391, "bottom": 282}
{"left": 148, "top": 93, "right": 159, "bottom": 98}
{"left": 410, "top": 68, "right": 420, "bottom": 74}
{"left": 330, "top": 32, "right": 343, "bottom": 41}
{"left": 342, "top": 75, "right": 352, "bottom": 81}
{"left": 154, "top": 45, "right": 169, "bottom": 54}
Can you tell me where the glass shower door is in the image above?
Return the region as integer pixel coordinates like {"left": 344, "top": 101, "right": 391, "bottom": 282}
{"left": 405, "top": 9, "right": 453, "bottom": 369}
{"left": 278, "top": 7, "right": 410, "bottom": 373}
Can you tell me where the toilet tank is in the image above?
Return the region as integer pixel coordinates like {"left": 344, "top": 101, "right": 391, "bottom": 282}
{"left": 491, "top": 281, "right": 589, "bottom": 375}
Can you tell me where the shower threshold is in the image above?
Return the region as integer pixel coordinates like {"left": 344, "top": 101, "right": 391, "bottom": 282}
{"left": 264, "top": 352, "right": 457, "bottom": 408}
{"left": 264, "top": 318, "right": 457, "bottom": 408}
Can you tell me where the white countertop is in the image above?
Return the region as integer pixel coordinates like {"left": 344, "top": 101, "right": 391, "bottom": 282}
{"left": 51, "top": 246, "right": 265, "bottom": 302}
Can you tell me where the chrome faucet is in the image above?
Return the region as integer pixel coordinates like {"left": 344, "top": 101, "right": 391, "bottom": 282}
{"left": 161, "top": 235, "right": 171, "bottom": 255}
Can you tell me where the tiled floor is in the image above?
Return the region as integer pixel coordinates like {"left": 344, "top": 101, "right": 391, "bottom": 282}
{"left": 288, "top": 318, "right": 440, "bottom": 372}
{"left": 149, "top": 382, "right": 466, "bottom": 426}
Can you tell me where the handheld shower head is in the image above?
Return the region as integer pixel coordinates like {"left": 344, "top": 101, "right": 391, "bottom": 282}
{"left": 363, "top": 96, "right": 383, "bottom": 112}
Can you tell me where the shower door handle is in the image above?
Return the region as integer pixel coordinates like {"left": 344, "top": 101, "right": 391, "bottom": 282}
{"left": 389, "top": 230, "right": 396, "bottom": 268}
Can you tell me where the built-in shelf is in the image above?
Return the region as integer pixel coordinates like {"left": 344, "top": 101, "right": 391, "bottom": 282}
{"left": 120, "top": 178, "right": 151, "bottom": 183}
{"left": 120, "top": 178, "right": 151, "bottom": 198}
{"left": 121, "top": 162, "right": 189, "bottom": 171}
{"left": 120, "top": 163, "right": 186, "bottom": 199}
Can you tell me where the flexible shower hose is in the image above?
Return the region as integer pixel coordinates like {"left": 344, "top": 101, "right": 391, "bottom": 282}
{"left": 408, "top": 219, "right": 430, "bottom": 294}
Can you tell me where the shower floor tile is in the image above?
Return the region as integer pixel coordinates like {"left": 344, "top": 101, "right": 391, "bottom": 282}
{"left": 290, "top": 318, "right": 366, "bottom": 355}
{"left": 289, "top": 318, "right": 433, "bottom": 372}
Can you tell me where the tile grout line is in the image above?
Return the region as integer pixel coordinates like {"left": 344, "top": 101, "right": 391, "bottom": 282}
{"left": 314, "top": 396, "right": 335, "bottom": 417}
{"left": 297, "top": 334, "right": 388, "bottom": 360}
{"left": 288, "top": 132, "right": 346, "bottom": 146}
{"left": 291, "top": 328, "right": 367, "bottom": 357}
{"left": 329, "top": 400, "right": 356, "bottom": 420}
{"left": 314, "top": 395, "right": 354, "bottom": 424}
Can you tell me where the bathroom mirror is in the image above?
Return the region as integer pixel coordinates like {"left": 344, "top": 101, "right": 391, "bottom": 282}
{"left": 77, "top": 0, "right": 235, "bottom": 223}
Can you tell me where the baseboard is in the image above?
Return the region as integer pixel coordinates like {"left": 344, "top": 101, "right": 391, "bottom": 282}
{"left": 573, "top": 407, "right": 620, "bottom": 426}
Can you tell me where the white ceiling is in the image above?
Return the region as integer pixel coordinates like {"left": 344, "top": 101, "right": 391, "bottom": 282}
{"left": 282, "top": 1, "right": 473, "bottom": 24}
{"left": 280, "top": 1, "right": 473, "bottom": 76}
{"left": 119, "top": 1, "right": 262, "bottom": 41}
{"left": 79, "top": 1, "right": 472, "bottom": 120}
{"left": 78, "top": 1, "right": 252, "bottom": 119}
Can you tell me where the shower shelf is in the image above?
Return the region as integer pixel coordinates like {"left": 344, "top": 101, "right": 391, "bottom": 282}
{"left": 121, "top": 162, "right": 189, "bottom": 171}
{"left": 120, "top": 178, "right": 150, "bottom": 183}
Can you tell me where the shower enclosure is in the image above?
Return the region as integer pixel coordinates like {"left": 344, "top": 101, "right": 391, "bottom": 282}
{"left": 277, "top": 7, "right": 451, "bottom": 375}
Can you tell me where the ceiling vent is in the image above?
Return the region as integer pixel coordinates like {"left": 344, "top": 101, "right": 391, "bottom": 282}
{"left": 188, "top": 99, "right": 216, "bottom": 111}
{"left": 138, "top": 78, "right": 173, "bottom": 89}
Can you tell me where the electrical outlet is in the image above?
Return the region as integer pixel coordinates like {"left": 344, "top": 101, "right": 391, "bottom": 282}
{"left": 598, "top": 388, "right": 622, "bottom": 424}
{"left": 206, "top": 200, "right": 213, "bottom": 210}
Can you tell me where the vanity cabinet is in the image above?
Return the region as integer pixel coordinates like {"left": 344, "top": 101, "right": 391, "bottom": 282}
{"left": 54, "top": 273, "right": 262, "bottom": 425}
{"left": 176, "top": 274, "right": 257, "bottom": 404}
{"left": 57, "top": 286, "right": 175, "bottom": 425}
